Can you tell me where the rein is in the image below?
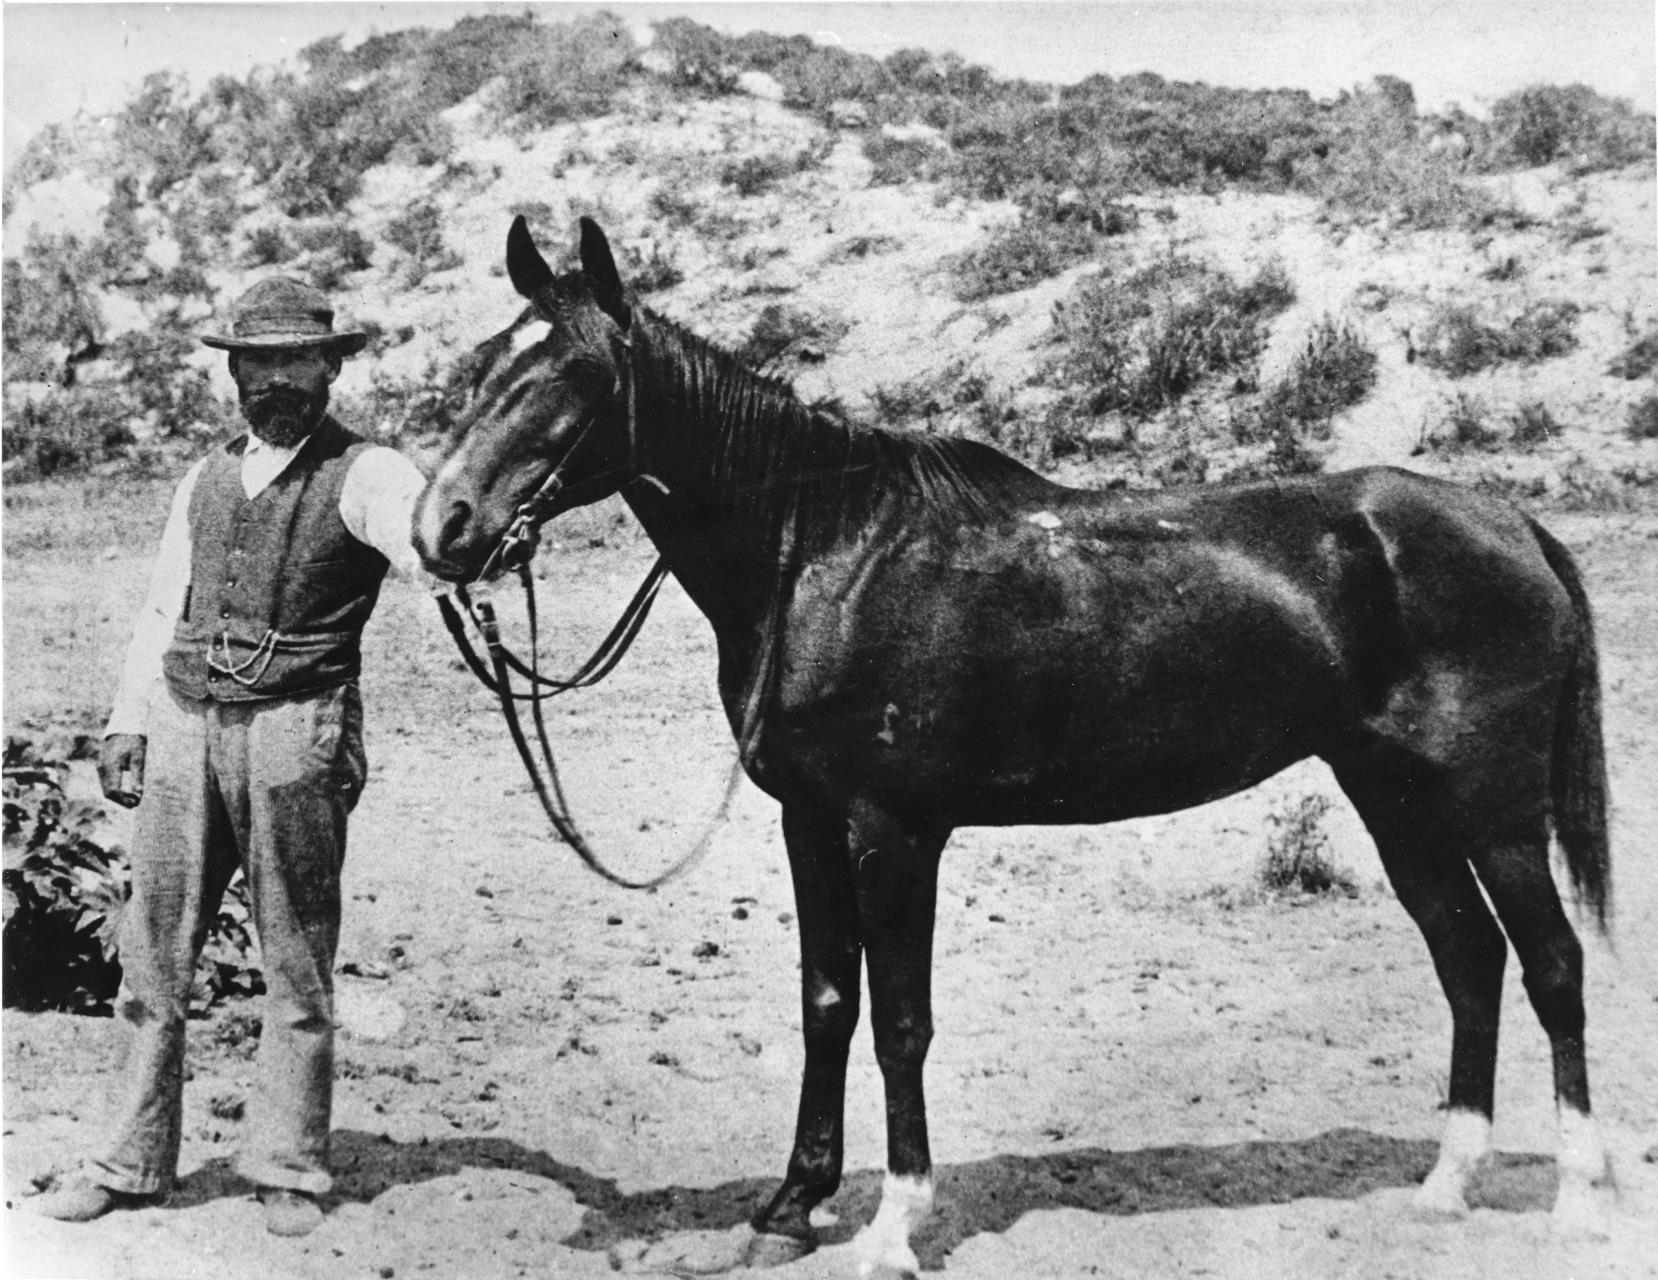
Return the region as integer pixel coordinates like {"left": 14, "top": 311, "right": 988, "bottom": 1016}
{"left": 438, "top": 557, "right": 739, "bottom": 891}
{"left": 437, "top": 374, "right": 739, "bottom": 891}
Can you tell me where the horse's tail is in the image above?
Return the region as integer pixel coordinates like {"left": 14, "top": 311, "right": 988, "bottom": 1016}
{"left": 1530, "top": 518, "right": 1611, "bottom": 932}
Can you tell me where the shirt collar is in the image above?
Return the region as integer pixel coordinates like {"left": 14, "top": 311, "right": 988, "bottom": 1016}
{"left": 243, "top": 432, "right": 310, "bottom": 461}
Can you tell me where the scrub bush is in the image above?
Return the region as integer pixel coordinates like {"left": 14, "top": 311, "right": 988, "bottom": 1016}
{"left": 1260, "top": 794, "right": 1357, "bottom": 897}
{"left": 1051, "top": 256, "right": 1296, "bottom": 417}
{"left": 1418, "top": 300, "right": 1580, "bottom": 377}
{"left": 3, "top": 736, "right": 263, "bottom": 1015}
{"left": 1252, "top": 316, "right": 1378, "bottom": 440}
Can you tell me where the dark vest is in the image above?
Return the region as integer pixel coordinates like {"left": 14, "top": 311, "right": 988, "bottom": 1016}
{"left": 163, "top": 418, "right": 391, "bottom": 702}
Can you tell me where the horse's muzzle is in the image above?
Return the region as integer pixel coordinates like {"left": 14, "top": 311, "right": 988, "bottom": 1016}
{"left": 414, "top": 491, "right": 491, "bottom": 581}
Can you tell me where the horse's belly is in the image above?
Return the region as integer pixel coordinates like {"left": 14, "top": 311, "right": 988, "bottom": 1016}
{"left": 806, "top": 667, "right": 1342, "bottom": 828}
{"left": 952, "top": 735, "right": 1317, "bottom": 826}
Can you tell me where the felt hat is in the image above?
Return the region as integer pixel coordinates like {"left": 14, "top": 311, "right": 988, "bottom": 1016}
{"left": 202, "top": 277, "right": 368, "bottom": 355}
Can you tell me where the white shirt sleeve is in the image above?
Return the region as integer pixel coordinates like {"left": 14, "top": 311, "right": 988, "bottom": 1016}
{"left": 338, "top": 445, "right": 433, "bottom": 586}
{"left": 104, "top": 459, "right": 205, "bottom": 738}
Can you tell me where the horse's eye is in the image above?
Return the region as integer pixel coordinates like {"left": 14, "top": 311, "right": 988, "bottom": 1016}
{"left": 561, "top": 359, "right": 611, "bottom": 393}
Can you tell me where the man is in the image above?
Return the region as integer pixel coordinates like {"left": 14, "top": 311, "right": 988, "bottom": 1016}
{"left": 35, "top": 279, "right": 428, "bottom": 1237}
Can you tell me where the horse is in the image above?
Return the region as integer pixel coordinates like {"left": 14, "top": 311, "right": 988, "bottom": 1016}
{"left": 413, "top": 216, "right": 1615, "bottom": 1271}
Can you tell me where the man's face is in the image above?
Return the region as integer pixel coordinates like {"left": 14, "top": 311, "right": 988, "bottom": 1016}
{"left": 233, "top": 346, "right": 339, "bottom": 447}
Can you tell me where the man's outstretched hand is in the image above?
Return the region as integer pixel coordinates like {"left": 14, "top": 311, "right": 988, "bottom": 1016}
{"left": 99, "top": 734, "right": 147, "bottom": 808}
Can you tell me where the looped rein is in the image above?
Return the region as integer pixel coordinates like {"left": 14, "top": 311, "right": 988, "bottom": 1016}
{"left": 437, "top": 455, "right": 735, "bottom": 889}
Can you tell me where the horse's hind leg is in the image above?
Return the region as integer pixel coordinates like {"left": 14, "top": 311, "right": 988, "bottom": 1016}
{"left": 1471, "top": 841, "right": 1612, "bottom": 1236}
{"left": 750, "top": 800, "right": 864, "bottom": 1260}
{"left": 848, "top": 799, "right": 948, "bottom": 1278}
{"left": 1333, "top": 761, "right": 1509, "bottom": 1218}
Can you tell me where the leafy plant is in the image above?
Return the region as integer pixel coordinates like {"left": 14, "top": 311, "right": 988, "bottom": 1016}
{"left": 2, "top": 736, "right": 263, "bottom": 1015}
{"left": 1260, "top": 793, "right": 1356, "bottom": 897}
{"left": 4, "top": 741, "right": 126, "bottom": 1012}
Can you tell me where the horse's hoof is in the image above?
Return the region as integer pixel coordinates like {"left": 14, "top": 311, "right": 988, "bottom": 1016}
{"left": 1409, "top": 1180, "right": 1470, "bottom": 1222}
{"left": 1551, "top": 1181, "right": 1613, "bottom": 1242}
{"left": 744, "top": 1229, "right": 815, "bottom": 1268}
{"left": 853, "top": 1228, "right": 920, "bottom": 1279}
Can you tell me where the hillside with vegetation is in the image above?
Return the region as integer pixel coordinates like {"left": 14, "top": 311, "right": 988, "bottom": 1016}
{"left": 4, "top": 10, "right": 1656, "bottom": 505}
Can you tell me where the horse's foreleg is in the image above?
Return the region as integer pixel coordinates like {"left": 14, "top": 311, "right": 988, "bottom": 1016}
{"left": 750, "top": 801, "right": 863, "bottom": 1257}
{"left": 848, "top": 802, "right": 947, "bottom": 1277}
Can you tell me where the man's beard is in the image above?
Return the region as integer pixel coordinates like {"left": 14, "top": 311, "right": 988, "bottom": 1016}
{"left": 240, "top": 385, "right": 328, "bottom": 447}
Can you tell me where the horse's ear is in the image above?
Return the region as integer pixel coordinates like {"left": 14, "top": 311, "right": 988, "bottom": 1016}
{"left": 506, "top": 216, "right": 555, "bottom": 301}
{"left": 578, "top": 217, "right": 629, "bottom": 329}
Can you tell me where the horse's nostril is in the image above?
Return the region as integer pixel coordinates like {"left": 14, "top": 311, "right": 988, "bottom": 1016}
{"left": 439, "top": 499, "right": 473, "bottom": 554}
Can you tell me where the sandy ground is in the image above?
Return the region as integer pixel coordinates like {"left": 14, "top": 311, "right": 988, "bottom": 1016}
{"left": 4, "top": 508, "right": 1657, "bottom": 1280}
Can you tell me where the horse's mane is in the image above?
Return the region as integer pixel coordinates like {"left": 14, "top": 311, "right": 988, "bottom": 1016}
{"left": 634, "top": 306, "right": 1053, "bottom": 545}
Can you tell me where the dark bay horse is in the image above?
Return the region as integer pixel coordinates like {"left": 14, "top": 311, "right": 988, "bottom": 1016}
{"left": 414, "top": 217, "right": 1614, "bottom": 1269}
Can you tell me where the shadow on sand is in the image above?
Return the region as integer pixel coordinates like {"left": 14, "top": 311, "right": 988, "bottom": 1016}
{"left": 169, "top": 1126, "right": 1555, "bottom": 1267}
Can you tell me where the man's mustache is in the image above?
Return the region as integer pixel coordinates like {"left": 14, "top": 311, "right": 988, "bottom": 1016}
{"left": 242, "top": 384, "right": 311, "bottom": 407}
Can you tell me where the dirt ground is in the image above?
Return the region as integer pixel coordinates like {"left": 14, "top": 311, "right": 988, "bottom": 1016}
{"left": 3, "top": 494, "right": 1657, "bottom": 1279}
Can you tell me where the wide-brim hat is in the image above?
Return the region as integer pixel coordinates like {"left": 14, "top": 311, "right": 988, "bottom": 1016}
{"left": 202, "top": 277, "right": 368, "bottom": 356}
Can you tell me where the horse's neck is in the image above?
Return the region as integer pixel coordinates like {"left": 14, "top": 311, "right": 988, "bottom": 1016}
{"left": 622, "top": 317, "right": 850, "bottom": 621}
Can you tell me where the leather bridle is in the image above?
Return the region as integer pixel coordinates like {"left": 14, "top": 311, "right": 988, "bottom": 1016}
{"left": 435, "top": 343, "right": 739, "bottom": 890}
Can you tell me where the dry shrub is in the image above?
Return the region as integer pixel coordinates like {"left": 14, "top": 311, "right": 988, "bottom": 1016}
{"left": 1627, "top": 394, "right": 1658, "bottom": 441}
{"left": 1489, "top": 83, "right": 1656, "bottom": 173}
{"left": 1260, "top": 794, "right": 1357, "bottom": 897}
{"left": 1051, "top": 256, "right": 1296, "bottom": 418}
{"left": 1419, "top": 300, "right": 1580, "bottom": 377}
{"left": 1509, "top": 400, "right": 1563, "bottom": 448}
{"left": 1251, "top": 316, "right": 1378, "bottom": 441}
{"left": 1310, "top": 83, "right": 1496, "bottom": 229}
{"left": 1608, "top": 325, "right": 1658, "bottom": 380}
{"left": 1423, "top": 392, "right": 1500, "bottom": 453}
{"left": 951, "top": 218, "right": 1102, "bottom": 301}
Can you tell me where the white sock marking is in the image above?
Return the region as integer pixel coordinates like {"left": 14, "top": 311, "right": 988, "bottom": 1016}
{"left": 855, "top": 1173, "right": 934, "bottom": 1276}
{"left": 1414, "top": 1107, "right": 1491, "bottom": 1216}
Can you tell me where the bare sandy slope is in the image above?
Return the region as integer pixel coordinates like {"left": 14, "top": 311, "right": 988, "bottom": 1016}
{"left": 5, "top": 513, "right": 1657, "bottom": 1280}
